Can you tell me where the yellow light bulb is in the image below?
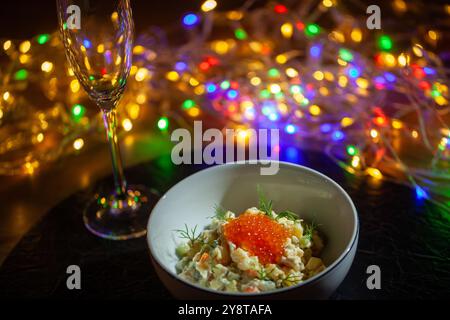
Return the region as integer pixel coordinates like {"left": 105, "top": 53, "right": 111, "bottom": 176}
{"left": 383, "top": 53, "right": 396, "bottom": 67}
{"left": 122, "top": 118, "right": 133, "bottom": 131}
{"left": 36, "top": 133, "right": 44, "bottom": 143}
{"left": 19, "top": 54, "right": 30, "bottom": 64}
{"left": 130, "top": 65, "right": 138, "bottom": 76}
{"left": 341, "top": 117, "right": 354, "bottom": 127}
{"left": 227, "top": 11, "right": 243, "bottom": 20}
{"left": 135, "top": 68, "right": 149, "bottom": 82}
{"left": 212, "top": 40, "right": 229, "bottom": 55}
{"left": 19, "top": 40, "right": 31, "bottom": 53}
{"left": 351, "top": 156, "right": 360, "bottom": 168}
{"left": 356, "top": 78, "right": 369, "bottom": 89}
{"left": 128, "top": 103, "right": 140, "bottom": 119}
{"left": 194, "top": 85, "right": 205, "bottom": 95}
{"left": 73, "top": 138, "right": 84, "bottom": 150}
{"left": 393, "top": 0, "right": 407, "bottom": 13}
{"left": 412, "top": 44, "right": 423, "bottom": 57}
{"left": 398, "top": 53, "right": 410, "bottom": 67}
{"left": 269, "top": 84, "right": 281, "bottom": 94}
{"left": 41, "top": 61, "right": 54, "bottom": 73}
{"left": 133, "top": 45, "right": 145, "bottom": 55}
{"left": 338, "top": 76, "right": 348, "bottom": 87}
{"left": 187, "top": 107, "right": 200, "bottom": 117}
{"left": 201, "top": 0, "right": 217, "bottom": 12}
{"left": 111, "top": 12, "right": 119, "bottom": 22}
{"left": 250, "top": 77, "right": 261, "bottom": 86}
{"left": 3, "top": 40, "right": 12, "bottom": 51}
{"left": 366, "top": 167, "right": 383, "bottom": 179}
{"left": 136, "top": 93, "right": 146, "bottom": 104}
{"left": 391, "top": 119, "right": 403, "bottom": 129}
{"left": 350, "top": 28, "right": 362, "bottom": 42}
{"left": 280, "top": 23, "right": 293, "bottom": 38}
{"left": 337, "top": 58, "right": 347, "bottom": 66}
{"left": 330, "top": 31, "right": 345, "bottom": 43}
{"left": 285, "top": 68, "right": 298, "bottom": 78}
{"left": 189, "top": 77, "right": 200, "bottom": 86}
{"left": 276, "top": 54, "right": 288, "bottom": 64}
{"left": 435, "top": 96, "right": 447, "bottom": 106}
{"left": 97, "top": 44, "right": 105, "bottom": 54}
{"left": 70, "top": 79, "right": 80, "bottom": 93}
{"left": 428, "top": 30, "right": 438, "bottom": 41}
{"left": 322, "top": 0, "right": 334, "bottom": 8}
{"left": 249, "top": 41, "right": 263, "bottom": 52}
{"left": 309, "top": 104, "right": 321, "bottom": 116}
{"left": 313, "top": 71, "right": 324, "bottom": 81}
{"left": 166, "top": 71, "right": 179, "bottom": 81}
{"left": 370, "top": 129, "right": 378, "bottom": 138}
{"left": 319, "top": 86, "right": 329, "bottom": 96}
{"left": 324, "top": 72, "right": 334, "bottom": 81}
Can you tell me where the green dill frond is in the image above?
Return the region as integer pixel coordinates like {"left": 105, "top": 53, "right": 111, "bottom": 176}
{"left": 276, "top": 210, "right": 300, "bottom": 221}
{"left": 257, "top": 267, "right": 276, "bottom": 281}
{"left": 303, "top": 220, "right": 319, "bottom": 241}
{"left": 281, "top": 273, "right": 302, "bottom": 287}
{"left": 174, "top": 224, "right": 202, "bottom": 244}
{"left": 212, "top": 204, "right": 227, "bottom": 220}
{"left": 257, "top": 185, "right": 274, "bottom": 218}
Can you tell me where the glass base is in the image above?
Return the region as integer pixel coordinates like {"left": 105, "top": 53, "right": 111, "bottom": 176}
{"left": 83, "top": 185, "right": 159, "bottom": 240}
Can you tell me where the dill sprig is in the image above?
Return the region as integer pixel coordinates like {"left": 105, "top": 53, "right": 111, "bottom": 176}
{"left": 257, "top": 267, "right": 276, "bottom": 281}
{"left": 174, "top": 224, "right": 219, "bottom": 250}
{"left": 174, "top": 224, "right": 202, "bottom": 244}
{"left": 281, "top": 273, "right": 302, "bottom": 287}
{"left": 257, "top": 185, "right": 274, "bottom": 218}
{"left": 211, "top": 204, "right": 227, "bottom": 220}
{"left": 276, "top": 210, "right": 300, "bottom": 221}
{"left": 303, "top": 220, "right": 319, "bottom": 241}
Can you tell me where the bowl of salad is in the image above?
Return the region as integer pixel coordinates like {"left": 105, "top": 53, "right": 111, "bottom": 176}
{"left": 147, "top": 161, "right": 358, "bottom": 299}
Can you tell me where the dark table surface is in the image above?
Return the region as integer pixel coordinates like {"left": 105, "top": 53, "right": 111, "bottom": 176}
{"left": 0, "top": 148, "right": 449, "bottom": 300}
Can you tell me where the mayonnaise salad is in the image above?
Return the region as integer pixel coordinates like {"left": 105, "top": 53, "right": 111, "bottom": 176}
{"left": 175, "top": 201, "right": 326, "bottom": 293}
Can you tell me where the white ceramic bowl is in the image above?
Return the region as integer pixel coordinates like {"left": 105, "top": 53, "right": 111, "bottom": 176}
{"left": 147, "top": 161, "right": 359, "bottom": 299}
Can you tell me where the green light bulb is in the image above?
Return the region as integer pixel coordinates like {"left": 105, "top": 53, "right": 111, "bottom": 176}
{"left": 158, "top": 116, "right": 169, "bottom": 130}
{"left": 305, "top": 24, "right": 320, "bottom": 37}
{"left": 14, "top": 69, "right": 28, "bottom": 81}
{"left": 182, "top": 99, "right": 195, "bottom": 109}
{"left": 378, "top": 35, "right": 393, "bottom": 51}
{"left": 72, "top": 104, "right": 86, "bottom": 118}
{"left": 339, "top": 48, "right": 353, "bottom": 62}
{"left": 37, "top": 34, "right": 50, "bottom": 45}
{"left": 220, "top": 80, "right": 231, "bottom": 90}
{"left": 346, "top": 145, "right": 358, "bottom": 156}
{"left": 268, "top": 68, "right": 280, "bottom": 77}
{"left": 235, "top": 28, "right": 247, "bottom": 40}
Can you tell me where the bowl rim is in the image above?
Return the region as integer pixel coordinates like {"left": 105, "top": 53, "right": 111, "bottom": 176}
{"left": 147, "top": 160, "right": 359, "bottom": 296}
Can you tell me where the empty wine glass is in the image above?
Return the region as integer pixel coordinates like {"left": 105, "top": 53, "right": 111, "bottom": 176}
{"left": 57, "top": 0, "right": 157, "bottom": 240}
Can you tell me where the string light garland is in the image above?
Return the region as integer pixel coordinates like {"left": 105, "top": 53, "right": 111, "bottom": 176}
{"left": 0, "top": 0, "right": 448, "bottom": 213}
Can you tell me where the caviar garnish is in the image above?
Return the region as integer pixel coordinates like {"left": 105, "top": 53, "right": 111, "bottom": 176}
{"left": 224, "top": 213, "right": 292, "bottom": 264}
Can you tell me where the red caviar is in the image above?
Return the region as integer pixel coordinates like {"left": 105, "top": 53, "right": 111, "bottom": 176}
{"left": 224, "top": 213, "right": 292, "bottom": 264}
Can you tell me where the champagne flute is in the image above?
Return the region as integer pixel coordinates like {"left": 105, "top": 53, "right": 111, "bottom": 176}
{"left": 57, "top": 0, "right": 157, "bottom": 240}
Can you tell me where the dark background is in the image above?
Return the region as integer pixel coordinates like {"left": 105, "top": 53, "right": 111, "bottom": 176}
{"left": 0, "top": 0, "right": 245, "bottom": 39}
{"left": 1, "top": 0, "right": 450, "bottom": 39}
{"left": 0, "top": 0, "right": 449, "bottom": 300}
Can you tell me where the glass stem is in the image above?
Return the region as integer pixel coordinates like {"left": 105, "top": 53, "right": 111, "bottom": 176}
{"left": 102, "top": 108, "right": 127, "bottom": 199}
